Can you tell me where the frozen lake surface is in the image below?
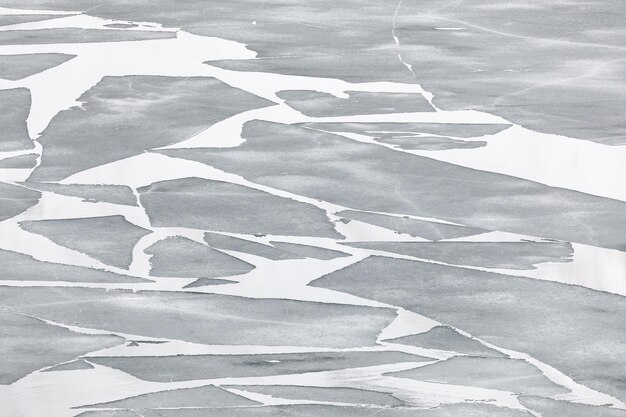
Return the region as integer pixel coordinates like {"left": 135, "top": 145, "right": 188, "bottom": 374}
{"left": 0, "top": 2, "right": 625, "bottom": 417}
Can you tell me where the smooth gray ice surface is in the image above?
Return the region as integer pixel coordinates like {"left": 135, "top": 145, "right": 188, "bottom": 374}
{"left": 386, "top": 356, "right": 567, "bottom": 396}
{"left": 139, "top": 177, "right": 340, "bottom": 238}
{"left": 336, "top": 210, "right": 486, "bottom": 240}
{"left": 342, "top": 241, "right": 573, "bottom": 270}
{"left": 277, "top": 90, "right": 434, "bottom": 117}
{"left": 0, "top": 311, "right": 123, "bottom": 384}
{"left": 0, "top": 248, "right": 151, "bottom": 283}
{"left": 0, "top": 53, "right": 74, "bottom": 80}
{"left": 225, "top": 385, "right": 403, "bottom": 406}
{"left": 23, "top": 182, "right": 138, "bottom": 206}
{"left": 311, "top": 256, "right": 626, "bottom": 402}
{"left": 30, "top": 76, "right": 273, "bottom": 181}
{"left": 145, "top": 236, "right": 255, "bottom": 278}
{"left": 5, "top": 0, "right": 625, "bottom": 143}
{"left": 0, "top": 28, "right": 175, "bottom": 44}
{"left": 0, "top": 182, "right": 40, "bottom": 221}
{"left": 89, "top": 351, "right": 428, "bottom": 382}
{"left": 19, "top": 215, "right": 151, "bottom": 269}
{"left": 81, "top": 385, "right": 259, "bottom": 409}
{"left": 160, "top": 121, "right": 626, "bottom": 250}
{"left": 387, "top": 326, "right": 502, "bottom": 358}
{"left": 204, "top": 232, "right": 318, "bottom": 260}
{"left": 0, "top": 88, "right": 33, "bottom": 152}
{"left": 0, "top": 287, "right": 396, "bottom": 348}
{"left": 0, "top": 153, "right": 38, "bottom": 169}
{"left": 0, "top": 14, "right": 68, "bottom": 27}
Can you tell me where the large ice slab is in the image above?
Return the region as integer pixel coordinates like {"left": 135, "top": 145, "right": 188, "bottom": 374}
{"left": 20, "top": 215, "right": 151, "bottom": 269}
{"left": 0, "top": 310, "right": 123, "bottom": 384}
{"left": 90, "top": 351, "right": 428, "bottom": 382}
{"left": 139, "top": 178, "right": 339, "bottom": 238}
{"left": 0, "top": 287, "right": 396, "bottom": 348}
{"left": 30, "top": 76, "right": 273, "bottom": 181}
{"left": 312, "top": 256, "right": 626, "bottom": 402}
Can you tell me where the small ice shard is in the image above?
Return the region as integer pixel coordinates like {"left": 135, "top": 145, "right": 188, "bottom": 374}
{"left": 277, "top": 90, "right": 435, "bottom": 117}
{"left": 145, "top": 236, "right": 255, "bottom": 278}
{"left": 43, "top": 360, "right": 94, "bottom": 372}
{"left": 226, "top": 385, "right": 403, "bottom": 407}
{"left": 0, "top": 53, "right": 75, "bottom": 81}
{"left": 79, "top": 384, "right": 259, "bottom": 409}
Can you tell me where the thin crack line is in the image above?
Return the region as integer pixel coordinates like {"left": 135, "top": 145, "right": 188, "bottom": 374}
{"left": 392, "top": 0, "right": 416, "bottom": 78}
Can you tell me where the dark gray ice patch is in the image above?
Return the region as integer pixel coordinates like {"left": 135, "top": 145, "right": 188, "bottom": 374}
{"left": 311, "top": 256, "right": 626, "bottom": 403}
{"left": 387, "top": 326, "right": 503, "bottom": 358}
{"left": 30, "top": 75, "right": 273, "bottom": 181}
{"left": 89, "top": 351, "right": 428, "bottom": 382}
{"left": 0, "top": 53, "right": 74, "bottom": 80}
{"left": 0, "top": 310, "right": 124, "bottom": 384}
{"left": 342, "top": 241, "right": 573, "bottom": 270}
{"left": 0, "top": 248, "right": 151, "bottom": 283}
{"left": 0, "top": 153, "right": 37, "bottom": 169}
{"left": 386, "top": 356, "right": 567, "bottom": 396}
{"left": 159, "top": 121, "right": 626, "bottom": 251}
{"left": 77, "top": 403, "right": 533, "bottom": 417}
{"left": 81, "top": 385, "right": 259, "bottom": 409}
{"left": 20, "top": 215, "right": 150, "bottom": 269}
{"left": 204, "top": 232, "right": 309, "bottom": 260}
{"left": 0, "top": 28, "right": 175, "bottom": 44}
{"left": 301, "top": 122, "right": 511, "bottom": 138}
{"left": 145, "top": 236, "right": 255, "bottom": 278}
{"left": 0, "top": 182, "right": 40, "bottom": 221}
{"left": 0, "top": 88, "right": 33, "bottom": 152}
{"left": 0, "top": 287, "right": 396, "bottom": 348}
{"left": 139, "top": 177, "right": 339, "bottom": 238}
{"left": 277, "top": 90, "right": 434, "bottom": 117}
{"left": 226, "top": 385, "right": 403, "bottom": 406}
{"left": 519, "top": 396, "right": 626, "bottom": 417}
{"left": 43, "top": 359, "right": 94, "bottom": 372}
{"left": 23, "top": 182, "right": 138, "bottom": 206}
{"left": 336, "top": 210, "right": 486, "bottom": 240}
